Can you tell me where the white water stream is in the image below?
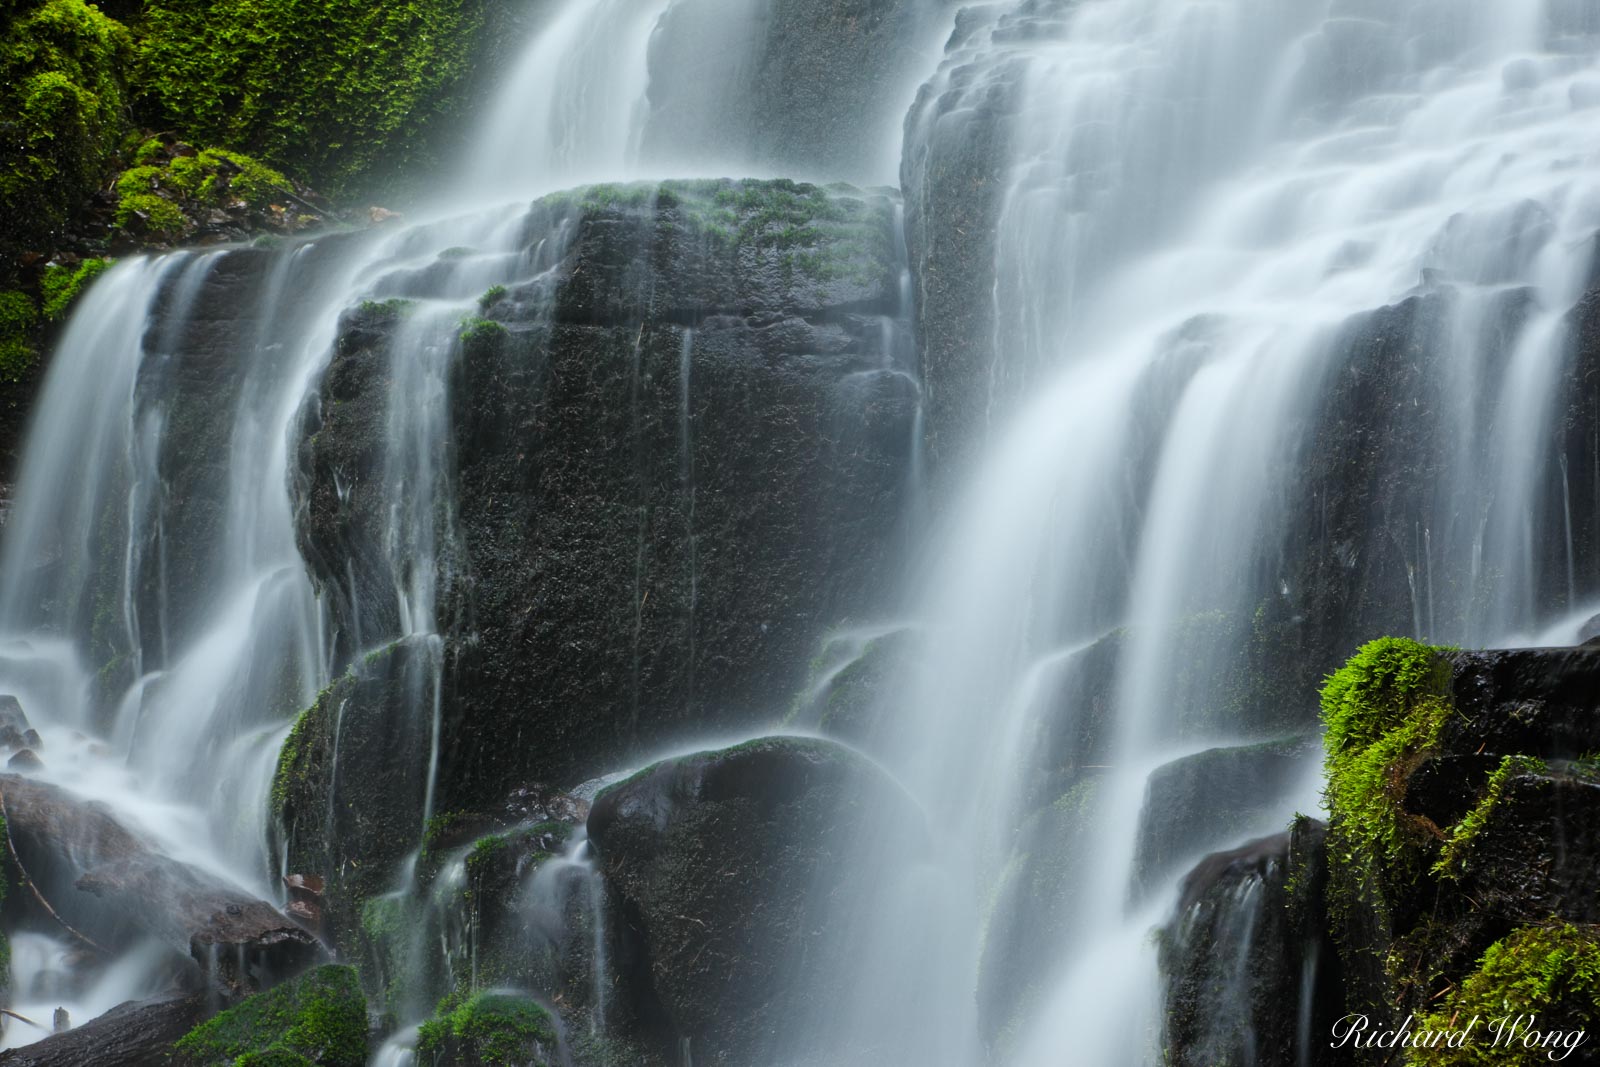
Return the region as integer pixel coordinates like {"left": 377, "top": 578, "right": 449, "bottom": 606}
{"left": 5, "top": 0, "right": 1599, "bottom": 1062}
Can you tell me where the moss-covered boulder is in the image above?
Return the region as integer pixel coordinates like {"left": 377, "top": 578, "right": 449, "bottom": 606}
{"left": 586, "top": 735, "right": 926, "bottom": 1066}
{"left": 173, "top": 964, "right": 367, "bottom": 1067}
{"left": 415, "top": 991, "right": 559, "bottom": 1067}
{"left": 290, "top": 177, "right": 916, "bottom": 832}
{"left": 1162, "top": 638, "right": 1600, "bottom": 1065}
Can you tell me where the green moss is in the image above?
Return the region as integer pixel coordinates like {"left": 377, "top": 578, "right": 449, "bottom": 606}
{"left": 174, "top": 964, "right": 366, "bottom": 1067}
{"left": 478, "top": 285, "right": 507, "bottom": 311}
{"left": 115, "top": 191, "right": 186, "bottom": 235}
{"left": 39, "top": 257, "right": 111, "bottom": 319}
{"left": 1413, "top": 923, "right": 1600, "bottom": 1065}
{"left": 113, "top": 146, "right": 288, "bottom": 233}
{"left": 415, "top": 991, "right": 557, "bottom": 1067}
{"left": 458, "top": 317, "right": 508, "bottom": 346}
{"left": 235, "top": 1051, "right": 315, "bottom": 1067}
{"left": 134, "top": 0, "right": 491, "bottom": 197}
{"left": 1321, "top": 637, "right": 1454, "bottom": 876}
{"left": 1433, "top": 754, "right": 1547, "bottom": 878}
{"left": 271, "top": 706, "right": 313, "bottom": 816}
{"left": 356, "top": 298, "right": 414, "bottom": 320}
{"left": 423, "top": 810, "right": 471, "bottom": 851}
{"left": 0, "top": 0, "right": 134, "bottom": 249}
{"left": 0, "top": 291, "right": 39, "bottom": 382}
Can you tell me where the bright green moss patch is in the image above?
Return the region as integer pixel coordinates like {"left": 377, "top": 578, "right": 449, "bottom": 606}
{"left": 134, "top": 0, "right": 490, "bottom": 197}
{"left": 0, "top": 0, "right": 134, "bottom": 248}
{"left": 39, "top": 258, "right": 111, "bottom": 319}
{"left": 1413, "top": 923, "right": 1600, "bottom": 1065}
{"left": 459, "top": 317, "right": 508, "bottom": 347}
{"left": 416, "top": 991, "right": 557, "bottom": 1067}
{"left": 1321, "top": 637, "right": 1454, "bottom": 874}
{"left": 113, "top": 146, "right": 289, "bottom": 234}
{"left": 174, "top": 964, "right": 367, "bottom": 1067}
{"left": 1434, "top": 754, "right": 1547, "bottom": 878}
{"left": 478, "top": 285, "right": 507, "bottom": 311}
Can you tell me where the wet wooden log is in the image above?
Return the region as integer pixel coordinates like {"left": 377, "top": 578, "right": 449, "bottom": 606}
{"left": 0, "top": 774, "right": 322, "bottom": 992}
{"left": 0, "top": 992, "right": 205, "bottom": 1066}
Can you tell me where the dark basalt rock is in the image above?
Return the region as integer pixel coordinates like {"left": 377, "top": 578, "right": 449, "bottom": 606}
{"left": 0, "top": 992, "right": 207, "bottom": 1067}
{"left": 1161, "top": 819, "right": 1343, "bottom": 1067}
{"left": 586, "top": 735, "right": 926, "bottom": 1067}
{"left": 1163, "top": 644, "right": 1600, "bottom": 1066}
{"left": 291, "top": 178, "right": 916, "bottom": 827}
{"left": 274, "top": 636, "right": 440, "bottom": 951}
{"left": 1132, "top": 736, "right": 1320, "bottom": 899}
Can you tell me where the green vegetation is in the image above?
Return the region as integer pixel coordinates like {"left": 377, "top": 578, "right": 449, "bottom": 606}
{"left": 458, "top": 317, "right": 508, "bottom": 347}
{"left": 1321, "top": 637, "right": 1454, "bottom": 878}
{"left": 0, "top": 291, "right": 39, "bottom": 382}
{"left": 478, "top": 285, "right": 507, "bottom": 311}
{"left": 39, "top": 258, "right": 111, "bottom": 319}
{"left": 416, "top": 991, "right": 557, "bottom": 1067}
{"left": 1414, "top": 923, "right": 1600, "bottom": 1066}
{"left": 0, "top": 0, "right": 133, "bottom": 250}
{"left": 271, "top": 706, "right": 313, "bottom": 815}
{"left": 113, "top": 146, "right": 290, "bottom": 234}
{"left": 134, "top": 0, "right": 491, "bottom": 197}
{"left": 174, "top": 964, "right": 366, "bottom": 1067}
{"left": 1434, "top": 753, "right": 1547, "bottom": 877}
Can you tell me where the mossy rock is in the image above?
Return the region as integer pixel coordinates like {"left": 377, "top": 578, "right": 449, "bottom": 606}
{"left": 415, "top": 991, "right": 559, "bottom": 1067}
{"left": 0, "top": 0, "right": 133, "bottom": 251}
{"left": 1413, "top": 922, "right": 1600, "bottom": 1065}
{"left": 173, "top": 964, "right": 367, "bottom": 1067}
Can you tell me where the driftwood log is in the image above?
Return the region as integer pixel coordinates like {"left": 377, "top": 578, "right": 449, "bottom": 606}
{"left": 0, "top": 992, "right": 205, "bottom": 1066}
{"left": 0, "top": 774, "right": 321, "bottom": 992}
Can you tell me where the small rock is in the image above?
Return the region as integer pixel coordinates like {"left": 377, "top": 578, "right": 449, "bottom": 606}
{"left": 368, "top": 206, "right": 402, "bottom": 224}
{"left": 8, "top": 749, "right": 43, "bottom": 770}
{"left": 52, "top": 1007, "right": 69, "bottom": 1033}
{"left": 283, "top": 873, "right": 325, "bottom": 901}
{"left": 285, "top": 899, "right": 321, "bottom": 927}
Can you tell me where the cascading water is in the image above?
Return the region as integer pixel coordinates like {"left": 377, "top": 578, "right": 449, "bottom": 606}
{"left": 9, "top": 0, "right": 1600, "bottom": 1060}
{"left": 0, "top": 0, "right": 948, "bottom": 1054}
{"left": 788, "top": 2, "right": 1600, "bottom": 1065}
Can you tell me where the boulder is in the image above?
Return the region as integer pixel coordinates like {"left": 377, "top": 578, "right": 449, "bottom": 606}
{"left": 1131, "top": 736, "right": 1320, "bottom": 897}
{"left": 1161, "top": 819, "right": 1343, "bottom": 1067}
{"left": 586, "top": 735, "right": 925, "bottom": 1066}
{"left": 291, "top": 179, "right": 916, "bottom": 816}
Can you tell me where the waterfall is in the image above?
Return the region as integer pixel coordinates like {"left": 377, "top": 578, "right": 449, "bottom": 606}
{"left": 0, "top": 0, "right": 949, "bottom": 1052}
{"left": 788, "top": 1, "right": 1600, "bottom": 1064}
{"left": 6, "top": 0, "right": 1600, "bottom": 1059}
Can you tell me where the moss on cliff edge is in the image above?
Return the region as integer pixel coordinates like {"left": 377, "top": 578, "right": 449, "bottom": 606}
{"left": 134, "top": 0, "right": 490, "bottom": 197}
{"left": 174, "top": 964, "right": 367, "bottom": 1067}
{"left": 1321, "top": 636, "right": 1454, "bottom": 881}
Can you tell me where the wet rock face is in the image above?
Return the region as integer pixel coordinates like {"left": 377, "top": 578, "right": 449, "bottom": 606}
{"left": 586, "top": 736, "right": 926, "bottom": 1067}
{"left": 1164, "top": 644, "right": 1600, "bottom": 1066}
{"left": 1161, "top": 821, "right": 1344, "bottom": 1067}
{"left": 1132, "top": 736, "right": 1320, "bottom": 899}
{"left": 292, "top": 180, "right": 916, "bottom": 826}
